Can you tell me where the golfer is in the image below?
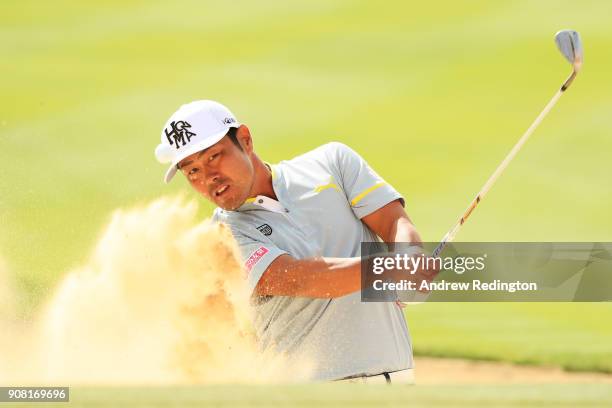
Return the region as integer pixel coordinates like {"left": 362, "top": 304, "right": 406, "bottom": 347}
{"left": 155, "top": 100, "right": 433, "bottom": 383}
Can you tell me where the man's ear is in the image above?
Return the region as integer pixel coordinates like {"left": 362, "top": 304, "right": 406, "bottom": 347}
{"left": 237, "top": 125, "right": 253, "bottom": 153}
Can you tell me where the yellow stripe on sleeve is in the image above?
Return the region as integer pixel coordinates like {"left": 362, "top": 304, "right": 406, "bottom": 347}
{"left": 350, "top": 182, "right": 387, "bottom": 206}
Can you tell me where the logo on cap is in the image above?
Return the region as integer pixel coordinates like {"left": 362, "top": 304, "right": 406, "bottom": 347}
{"left": 223, "top": 117, "right": 236, "bottom": 125}
{"left": 164, "top": 120, "right": 196, "bottom": 149}
{"left": 257, "top": 224, "right": 273, "bottom": 236}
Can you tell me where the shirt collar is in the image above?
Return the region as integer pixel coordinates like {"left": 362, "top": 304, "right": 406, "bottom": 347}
{"left": 235, "top": 163, "right": 287, "bottom": 213}
{"left": 238, "top": 195, "right": 287, "bottom": 213}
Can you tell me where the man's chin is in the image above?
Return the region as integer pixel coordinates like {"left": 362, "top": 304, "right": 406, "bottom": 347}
{"left": 215, "top": 198, "right": 244, "bottom": 211}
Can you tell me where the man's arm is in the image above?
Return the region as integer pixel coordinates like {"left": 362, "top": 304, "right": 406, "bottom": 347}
{"left": 254, "top": 254, "right": 361, "bottom": 298}
{"left": 361, "top": 199, "right": 422, "bottom": 245}
{"left": 254, "top": 200, "right": 427, "bottom": 298}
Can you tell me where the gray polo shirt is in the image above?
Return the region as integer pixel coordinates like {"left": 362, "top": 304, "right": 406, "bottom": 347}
{"left": 212, "top": 142, "right": 412, "bottom": 381}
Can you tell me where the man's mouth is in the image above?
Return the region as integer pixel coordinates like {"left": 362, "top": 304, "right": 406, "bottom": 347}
{"left": 214, "top": 184, "right": 229, "bottom": 197}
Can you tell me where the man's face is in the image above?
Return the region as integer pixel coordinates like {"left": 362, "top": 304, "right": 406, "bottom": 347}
{"left": 177, "top": 129, "right": 255, "bottom": 210}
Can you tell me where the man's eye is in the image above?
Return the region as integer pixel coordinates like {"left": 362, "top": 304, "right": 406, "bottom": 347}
{"left": 189, "top": 168, "right": 199, "bottom": 175}
{"left": 209, "top": 153, "right": 219, "bottom": 162}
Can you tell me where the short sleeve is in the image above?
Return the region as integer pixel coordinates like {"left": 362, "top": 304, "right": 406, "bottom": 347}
{"left": 330, "top": 142, "right": 404, "bottom": 219}
{"left": 234, "top": 233, "right": 287, "bottom": 293}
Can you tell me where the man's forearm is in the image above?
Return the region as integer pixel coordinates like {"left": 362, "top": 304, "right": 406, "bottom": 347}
{"left": 256, "top": 250, "right": 429, "bottom": 299}
{"left": 391, "top": 217, "right": 422, "bottom": 244}
{"left": 387, "top": 216, "right": 423, "bottom": 257}
{"left": 362, "top": 200, "right": 422, "bottom": 246}
{"left": 255, "top": 255, "right": 362, "bottom": 298}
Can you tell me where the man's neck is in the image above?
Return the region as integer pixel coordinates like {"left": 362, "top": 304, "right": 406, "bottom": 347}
{"left": 249, "top": 155, "right": 277, "bottom": 200}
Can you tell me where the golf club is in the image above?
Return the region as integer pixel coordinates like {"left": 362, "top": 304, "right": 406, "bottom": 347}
{"left": 431, "top": 30, "right": 583, "bottom": 258}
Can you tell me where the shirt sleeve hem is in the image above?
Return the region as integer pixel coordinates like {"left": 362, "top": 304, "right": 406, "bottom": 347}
{"left": 352, "top": 187, "right": 405, "bottom": 219}
{"left": 247, "top": 248, "right": 288, "bottom": 294}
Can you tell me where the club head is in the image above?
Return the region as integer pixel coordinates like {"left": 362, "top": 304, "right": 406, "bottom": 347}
{"left": 555, "top": 30, "right": 583, "bottom": 72}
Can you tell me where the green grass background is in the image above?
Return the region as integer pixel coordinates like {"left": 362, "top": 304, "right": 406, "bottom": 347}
{"left": 2, "top": 0, "right": 612, "bottom": 391}
{"left": 14, "top": 384, "right": 612, "bottom": 408}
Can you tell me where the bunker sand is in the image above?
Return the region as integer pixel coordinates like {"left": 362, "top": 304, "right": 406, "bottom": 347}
{"left": 415, "top": 357, "right": 612, "bottom": 384}
{"left": 0, "top": 198, "right": 311, "bottom": 385}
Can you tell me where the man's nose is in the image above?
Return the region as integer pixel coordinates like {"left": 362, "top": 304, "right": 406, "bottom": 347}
{"left": 207, "top": 172, "right": 220, "bottom": 186}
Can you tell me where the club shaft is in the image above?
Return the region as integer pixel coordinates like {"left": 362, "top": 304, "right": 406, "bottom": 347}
{"left": 432, "top": 85, "right": 568, "bottom": 258}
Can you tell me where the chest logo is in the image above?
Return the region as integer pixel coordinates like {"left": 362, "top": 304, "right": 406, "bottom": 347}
{"left": 257, "top": 224, "right": 273, "bottom": 236}
{"left": 314, "top": 176, "right": 341, "bottom": 193}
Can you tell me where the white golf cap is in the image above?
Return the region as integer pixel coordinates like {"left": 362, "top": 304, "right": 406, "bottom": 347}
{"left": 155, "top": 100, "right": 240, "bottom": 183}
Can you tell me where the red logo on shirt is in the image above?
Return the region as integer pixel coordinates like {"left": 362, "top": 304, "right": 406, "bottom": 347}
{"left": 245, "top": 246, "right": 269, "bottom": 273}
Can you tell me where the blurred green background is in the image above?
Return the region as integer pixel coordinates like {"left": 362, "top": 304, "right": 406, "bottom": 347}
{"left": 2, "top": 0, "right": 612, "bottom": 380}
